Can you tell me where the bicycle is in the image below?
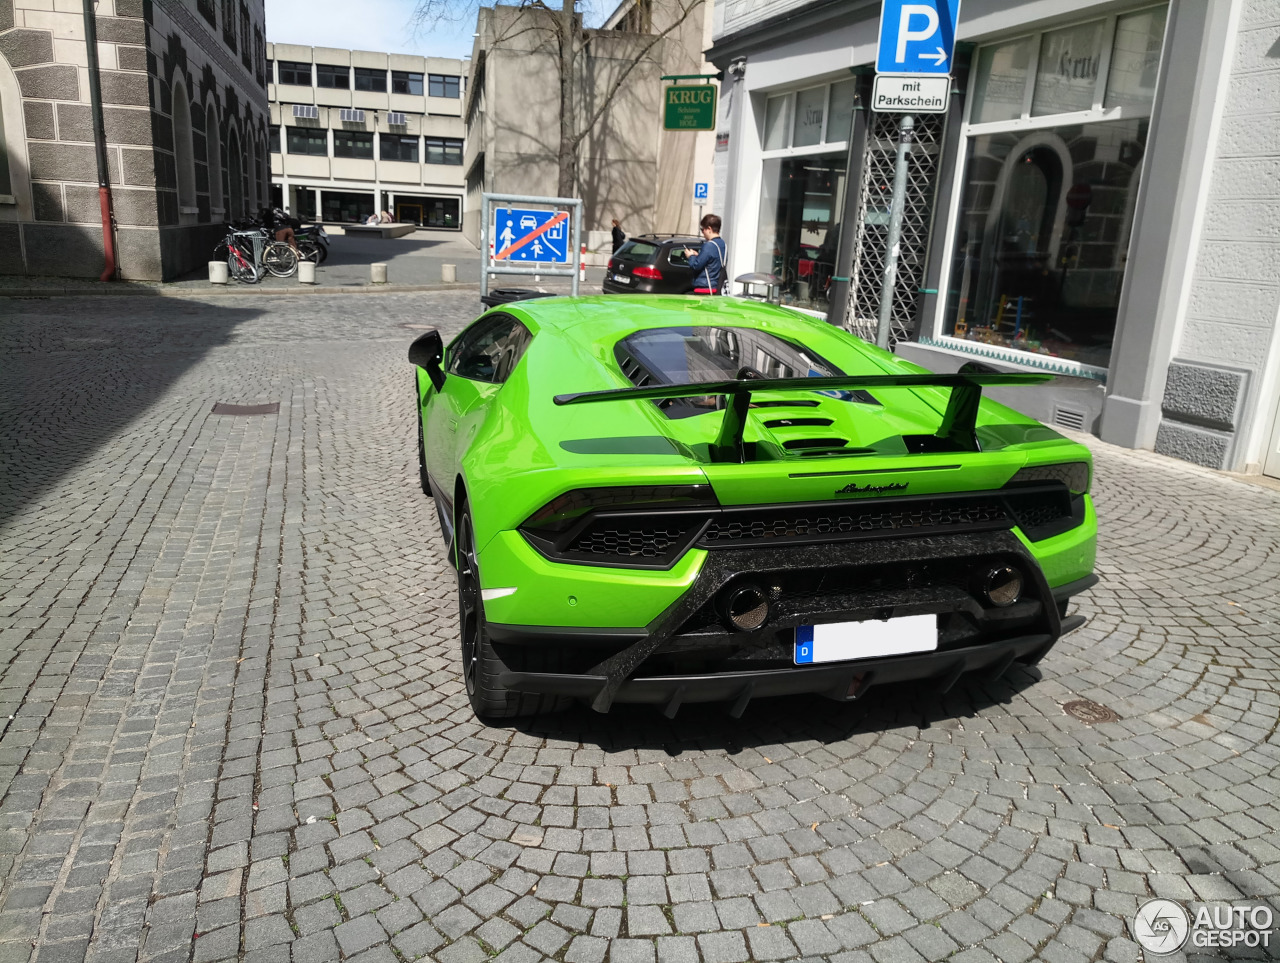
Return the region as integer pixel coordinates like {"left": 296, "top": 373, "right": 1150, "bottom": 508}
{"left": 214, "top": 226, "right": 298, "bottom": 283}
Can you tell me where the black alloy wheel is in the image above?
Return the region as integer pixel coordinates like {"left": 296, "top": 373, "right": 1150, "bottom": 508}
{"left": 455, "top": 504, "right": 571, "bottom": 721}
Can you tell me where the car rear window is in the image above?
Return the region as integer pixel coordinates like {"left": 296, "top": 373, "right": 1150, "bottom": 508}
{"left": 614, "top": 241, "right": 658, "bottom": 263}
{"left": 617, "top": 326, "right": 844, "bottom": 385}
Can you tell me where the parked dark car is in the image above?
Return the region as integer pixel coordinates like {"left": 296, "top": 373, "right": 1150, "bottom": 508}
{"left": 602, "top": 234, "right": 704, "bottom": 294}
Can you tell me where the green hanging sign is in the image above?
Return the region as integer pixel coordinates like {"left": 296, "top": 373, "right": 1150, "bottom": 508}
{"left": 663, "top": 84, "right": 717, "bottom": 131}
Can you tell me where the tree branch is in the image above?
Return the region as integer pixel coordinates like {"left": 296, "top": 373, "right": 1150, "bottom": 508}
{"left": 571, "top": 0, "right": 704, "bottom": 150}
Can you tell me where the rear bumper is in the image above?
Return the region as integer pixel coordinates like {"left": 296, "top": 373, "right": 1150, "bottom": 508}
{"left": 499, "top": 618, "right": 1081, "bottom": 714}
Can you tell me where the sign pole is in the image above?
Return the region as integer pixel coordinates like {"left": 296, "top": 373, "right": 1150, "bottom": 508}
{"left": 875, "top": 113, "right": 914, "bottom": 350}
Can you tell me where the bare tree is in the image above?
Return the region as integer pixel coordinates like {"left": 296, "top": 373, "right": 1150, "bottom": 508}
{"left": 412, "top": 0, "right": 705, "bottom": 198}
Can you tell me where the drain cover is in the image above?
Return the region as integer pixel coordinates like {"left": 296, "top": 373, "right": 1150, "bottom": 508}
{"left": 212, "top": 402, "right": 280, "bottom": 415}
{"left": 1063, "top": 699, "right": 1119, "bottom": 724}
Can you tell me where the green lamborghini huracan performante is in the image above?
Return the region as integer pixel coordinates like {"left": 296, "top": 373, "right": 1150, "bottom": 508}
{"left": 410, "top": 295, "right": 1098, "bottom": 721}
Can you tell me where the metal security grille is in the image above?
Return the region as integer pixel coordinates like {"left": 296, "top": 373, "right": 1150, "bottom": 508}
{"left": 845, "top": 111, "right": 945, "bottom": 347}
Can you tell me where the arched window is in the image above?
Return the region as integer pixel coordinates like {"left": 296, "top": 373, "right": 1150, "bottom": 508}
{"left": 0, "top": 52, "right": 31, "bottom": 215}
{"left": 227, "top": 125, "right": 244, "bottom": 217}
{"left": 0, "top": 83, "right": 11, "bottom": 197}
{"left": 206, "top": 104, "right": 223, "bottom": 212}
{"left": 173, "top": 79, "right": 197, "bottom": 210}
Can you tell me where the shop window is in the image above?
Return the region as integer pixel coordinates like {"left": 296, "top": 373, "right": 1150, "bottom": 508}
{"left": 1031, "top": 20, "right": 1107, "bottom": 116}
{"left": 355, "top": 68, "right": 387, "bottom": 93}
{"left": 393, "top": 71, "right": 424, "bottom": 96}
{"left": 938, "top": 6, "right": 1167, "bottom": 372}
{"left": 754, "top": 155, "right": 847, "bottom": 310}
{"left": 333, "top": 130, "right": 373, "bottom": 158}
{"left": 942, "top": 120, "right": 1148, "bottom": 368}
{"left": 428, "top": 74, "right": 460, "bottom": 98}
{"left": 1105, "top": 7, "right": 1168, "bottom": 110}
{"left": 761, "top": 78, "right": 856, "bottom": 152}
{"left": 316, "top": 64, "right": 350, "bottom": 89}
{"left": 278, "top": 61, "right": 312, "bottom": 86}
{"left": 425, "top": 137, "right": 463, "bottom": 165}
{"left": 381, "top": 134, "right": 419, "bottom": 162}
{"left": 971, "top": 38, "right": 1034, "bottom": 124}
{"left": 286, "top": 127, "right": 328, "bottom": 155}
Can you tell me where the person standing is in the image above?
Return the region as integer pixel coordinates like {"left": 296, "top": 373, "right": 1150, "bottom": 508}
{"left": 611, "top": 219, "right": 626, "bottom": 253}
{"left": 683, "top": 214, "right": 726, "bottom": 294}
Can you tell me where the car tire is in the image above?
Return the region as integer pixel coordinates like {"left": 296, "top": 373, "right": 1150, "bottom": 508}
{"left": 456, "top": 504, "right": 570, "bottom": 720}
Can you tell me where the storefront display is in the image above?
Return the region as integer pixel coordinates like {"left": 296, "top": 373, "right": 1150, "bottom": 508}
{"left": 939, "top": 5, "right": 1167, "bottom": 372}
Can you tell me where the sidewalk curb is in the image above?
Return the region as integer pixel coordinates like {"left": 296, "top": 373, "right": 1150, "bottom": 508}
{"left": 0, "top": 281, "right": 483, "bottom": 299}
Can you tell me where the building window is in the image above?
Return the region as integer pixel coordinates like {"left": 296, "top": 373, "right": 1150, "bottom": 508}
{"left": 392, "top": 71, "right": 423, "bottom": 96}
{"left": 316, "top": 64, "right": 350, "bottom": 89}
{"left": 269, "top": 124, "right": 280, "bottom": 153}
{"left": 278, "top": 61, "right": 311, "bottom": 86}
{"left": 761, "top": 78, "right": 856, "bottom": 152}
{"left": 239, "top": 4, "right": 251, "bottom": 69}
{"left": 752, "top": 78, "right": 856, "bottom": 310}
{"left": 380, "top": 133, "right": 419, "bottom": 162}
{"left": 424, "top": 136, "right": 463, "bottom": 165}
{"left": 197, "top": 0, "right": 216, "bottom": 27}
{"left": 428, "top": 74, "right": 460, "bottom": 98}
{"left": 333, "top": 130, "right": 374, "bottom": 158}
{"left": 0, "top": 84, "right": 12, "bottom": 196}
{"left": 940, "top": 5, "right": 1168, "bottom": 372}
{"left": 255, "top": 29, "right": 266, "bottom": 85}
{"left": 221, "top": 0, "right": 236, "bottom": 49}
{"left": 207, "top": 104, "right": 223, "bottom": 210}
{"left": 322, "top": 190, "right": 375, "bottom": 224}
{"left": 286, "top": 127, "right": 328, "bottom": 155}
{"left": 354, "top": 68, "right": 387, "bottom": 93}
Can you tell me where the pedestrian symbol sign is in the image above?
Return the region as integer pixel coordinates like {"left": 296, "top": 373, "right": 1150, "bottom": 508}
{"left": 493, "top": 208, "right": 570, "bottom": 263}
{"left": 876, "top": 0, "right": 960, "bottom": 76}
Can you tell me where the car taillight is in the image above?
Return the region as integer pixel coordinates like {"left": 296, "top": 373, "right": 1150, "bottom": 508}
{"left": 632, "top": 266, "right": 663, "bottom": 280}
{"left": 608, "top": 260, "right": 619, "bottom": 271}
{"left": 523, "top": 485, "right": 718, "bottom": 534}
{"left": 1007, "top": 462, "right": 1091, "bottom": 494}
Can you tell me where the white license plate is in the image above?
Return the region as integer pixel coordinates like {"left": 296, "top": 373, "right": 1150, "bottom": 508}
{"left": 612, "top": 274, "right": 631, "bottom": 284}
{"left": 794, "top": 614, "right": 937, "bottom": 665}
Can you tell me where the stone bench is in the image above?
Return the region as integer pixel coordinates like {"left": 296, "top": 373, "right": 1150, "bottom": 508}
{"left": 342, "top": 223, "right": 418, "bottom": 239}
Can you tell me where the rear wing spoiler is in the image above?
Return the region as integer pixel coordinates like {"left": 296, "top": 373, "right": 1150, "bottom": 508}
{"left": 554, "top": 373, "right": 1053, "bottom": 463}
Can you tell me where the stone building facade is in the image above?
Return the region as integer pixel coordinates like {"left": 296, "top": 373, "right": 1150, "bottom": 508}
{"left": 0, "top": 0, "right": 270, "bottom": 281}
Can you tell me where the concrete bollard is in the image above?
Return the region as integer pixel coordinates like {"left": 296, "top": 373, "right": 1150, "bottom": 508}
{"left": 371, "top": 262, "right": 388, "bottom": 284}
{"left": 209, "top": 260, "right": 229, "bottom": 284}
{"left": 442, "top": 263, "right": 457, "bottom": 283}
{"left": 298, "top": 260, "right": 317, "bottom": 284}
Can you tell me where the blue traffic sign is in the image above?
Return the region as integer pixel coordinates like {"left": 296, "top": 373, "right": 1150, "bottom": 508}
{"left": 693, "top": 182, "right": 709, "bottom": 202}
{"left": 493, "top": 208, "right": 569, "bottom": 263}
{"left": 876, "top": 0, "right": 960, "bottom": 76}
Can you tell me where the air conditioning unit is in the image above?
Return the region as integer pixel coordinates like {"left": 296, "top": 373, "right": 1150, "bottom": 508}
{"left": 291, "top": 104, "right": 319, "bottom": 120}
{"left": 387, "top": 112, "right": 407, "bottom": 126}
{"left": 340, "top": 108, "right": 366, "bottom": 123}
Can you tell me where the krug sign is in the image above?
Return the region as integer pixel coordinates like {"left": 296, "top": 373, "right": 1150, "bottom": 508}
{"left": 663, "top": 84, "right": 717, "bottom": 131}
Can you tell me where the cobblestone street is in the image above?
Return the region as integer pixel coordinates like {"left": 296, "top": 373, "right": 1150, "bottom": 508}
{"left": 0, "top": 292, "right": 1277, "bottom": 963}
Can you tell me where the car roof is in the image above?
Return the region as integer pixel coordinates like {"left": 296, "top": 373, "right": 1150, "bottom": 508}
{"left": 502, "top": 294, "right": 828, "bottom": 343}
{"left": 632, "top": 234, "right": 702, "bottom": 245}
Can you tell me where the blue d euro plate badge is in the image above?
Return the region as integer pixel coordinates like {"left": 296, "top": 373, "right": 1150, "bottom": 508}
{"left": 795, "top": 615, "right": 938, "bottom": 665}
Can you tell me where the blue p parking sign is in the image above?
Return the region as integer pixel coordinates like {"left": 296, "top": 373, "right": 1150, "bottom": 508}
{"left": 876, "top": 0, "right": 960, "bottom": 76}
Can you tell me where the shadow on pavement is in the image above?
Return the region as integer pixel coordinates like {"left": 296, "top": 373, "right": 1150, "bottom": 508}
{"left": 506, "top": 666, "right": 1045, "bottom": 753}
{"left": 0, "top": 297, "right": 265, "bottom": 528}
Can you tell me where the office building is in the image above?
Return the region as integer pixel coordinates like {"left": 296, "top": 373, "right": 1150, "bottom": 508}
{"left": 267, "top": 44, "right": 467, "bottom": 228}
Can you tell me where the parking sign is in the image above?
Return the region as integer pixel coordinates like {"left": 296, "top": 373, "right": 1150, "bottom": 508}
{"left": 876, "top": 0, "right": 960, "bottom": 76}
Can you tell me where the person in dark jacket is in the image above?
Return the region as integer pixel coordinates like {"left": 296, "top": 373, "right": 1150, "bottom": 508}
{"left": 611, "top": 219, "right": 626, "bottom": 253}
{"left": 683, "top": 214, "right": 726, "bottom": 294}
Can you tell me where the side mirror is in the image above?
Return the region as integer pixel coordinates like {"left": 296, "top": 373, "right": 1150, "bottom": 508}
{"left": 409, "top": 330, "right": 447, "bottom": 390}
